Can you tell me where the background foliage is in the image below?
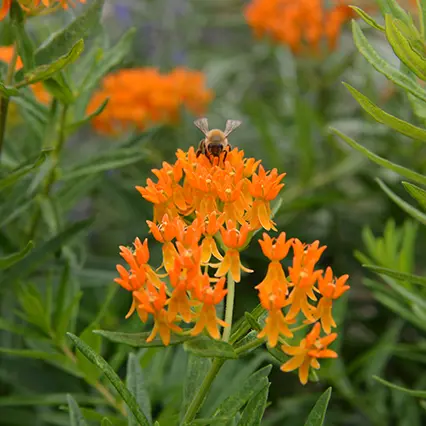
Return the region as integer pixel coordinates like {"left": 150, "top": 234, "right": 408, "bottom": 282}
{"left": 1, "top": 0, "right": 426, "bottom": 425}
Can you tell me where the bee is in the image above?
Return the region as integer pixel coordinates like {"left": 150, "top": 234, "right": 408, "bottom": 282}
{"left": 194, "top": 117, "right": 242, "bottom": 161}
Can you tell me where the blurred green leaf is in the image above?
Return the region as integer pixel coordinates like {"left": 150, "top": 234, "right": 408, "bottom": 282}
{"left": 213, "top": 365, "right": 272, "bottom": 419}
{"left": 237, "top": 383, "right": 269, "bottom": 426}
{"left": 373, "top": 376, "right": 426, "bottom": 397}
{"left": 0, "top": 150, "right": 48, "bottom": 191}
{"left": 101, "top": 419, "right": 113, "bottom": 426}
{"left": 67, "top": 333, "right": 150, "bottom": 426}
{"left": 330, "top": 128, "right": 426, "bottom": 186}
{"left": 377, "top": 0, "right": 411, "bottom": 25}
{"left": 402, "top": 181, "right": 426, "bottom": 210}
{"left": 376, "top": 178, "right": 426, "bottom": 225}
{"left": 76, "top": 324, "right": 102, "bottom": 384}
{"left": 304, "top": 388, "right": 332, "bottom": 426}
{"left": 0, "top": 241, "right": 33, "bottom": 270}
{"left": 184, "top": 337, "right": 238, "bottom": 359}
{"left": 385, "top": 15, "right": 426, "bottom": 80}
{"left": 35, "top": 0, "right": 104, "bottom": 65}
{"left": 126, "top": 353, "right": 152, "bottom": 426}
{"left": 181, "top": 355, "right": 211, "bottom": 422}
{"left": 352, "top": 20, "right": 426, "bottom": 103}
{"left": 0, "top": 393, "right": 104, "bottom": 407}
{"left": 1, "top": 218, "right": 92, "bottom": 286}
{"left": 19, "top": 40, "right": 84, "bottom": 86}
{"left": 66, "top": 98, "right": 108, "bottom": 133}
{"left": 0, "top": 80, "right": 19, "bottom": 97}
{"left": 94, "top": 330, "right": 194, "bottom": 347}
{"left": 10, "top": 2, "right": 34, "bottom": 72}
{"left": 344, "top": 83, "right": 426, "bottom": 142}
{"left": 67, "top": 394, "right": 88, "bottom": 426}
{"left": 364, "top": 265, "right": 426, "bottom": 287}
{"left": 60, "top": 147, "right": 147, "bottom": 181}
{"left": 42, "top": 75, "right": 74, "bottom": 104}
{"left": 350, "top": 6, "right": 385, "bottom": 31}
{"left": 188, "top": 418, "right": 232, "bottom": 425}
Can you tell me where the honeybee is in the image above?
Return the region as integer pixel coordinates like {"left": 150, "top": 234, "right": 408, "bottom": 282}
{"left": 194, "top": 118, "right": 242, "bottom": 161}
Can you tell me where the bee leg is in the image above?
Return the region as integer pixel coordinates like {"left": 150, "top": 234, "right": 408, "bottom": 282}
{"left": 223, "top": 144, "right": 231, "bottom": 162}
{"left": 196, "top": 140, "right": 205, "bottom": 157}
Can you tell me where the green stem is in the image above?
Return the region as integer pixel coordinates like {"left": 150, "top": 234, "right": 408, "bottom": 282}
{"left": 28, "top": 102, "right": 68, "bottom": 239}
{"left": 235, "top": 338, "right": 264, "bottom": 356}
{"left": 0, "top": 43, "right": 19, "bottom": 160}
{"left": 181, "top": 358, "right": 225, "bottom": 424}
{"left": 222, "top": 272, "right": 235, "bottom": 342}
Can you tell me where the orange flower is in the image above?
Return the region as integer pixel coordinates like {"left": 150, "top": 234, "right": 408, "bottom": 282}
{"left": 247, "top": 166, "right": 285, "bottom": 231}
{"left": 256, "top": 232, "right": 293, "bottom": 293}
{"left": 245, "top": 0, "right": 354, "bottom": 54}
{"left": 134, "top": 282, "right": 182, "bottom": 346}
{"left": 200, "top": 212, "right": 225, "bottom": 263}
{"left": 87, "top": 67, "right": 214, "bottom": 135}
{"left": 0, "top": 0, "right": 85, "bottom": 20}
{"left": 215, "top": 221, "right": 253, "bottom": 283}
{"left": 0, "top": 46, "right": 49, "bottom": 104}
{"left": 191, "top": 275, "right": 228, "bottom": 339}
{"left": 313, "top": 267, "right": 350, "bottom": 333}
{"left": 257, "top": 280, "right": 294, "bottom": 347}
{"left": 281, "top": 322, "right": 337, "bottom": 384}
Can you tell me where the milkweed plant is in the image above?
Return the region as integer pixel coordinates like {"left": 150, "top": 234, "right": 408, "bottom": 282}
{"left": 1, "top": 0, "right": 425, "bottom": 425}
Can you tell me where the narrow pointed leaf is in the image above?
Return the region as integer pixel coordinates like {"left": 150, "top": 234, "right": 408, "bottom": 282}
{"left": 373, "top": 376, "right": 426, "bottom": 397}
{"left": 127, "top": 353, "right": 152, "bottom": 425}
{"left": 376, "top": 178, "right": 426, "bottom": 225}
{"left": 304, "top": 387, "right": 332, "bottom": 426}
{"left": 184, "top": 336, "right": 238, "bottom": 359}
{"left": 0, "top": 81, "right": 20, "bottom": 97}
{"left": 344, "top": 83, "right": 426, "bottom": 142}
{"left": 67, "top": 333, "right": 150, "bottom": 426}
{"left": 352, "top": 20, "right": 426, "bottom": 103}
{"left": 330, "top": 128, "right": 426, "bottom": 186}
{"left": 76, "top": 324, "right": 102, "bottom": 384}
{"left": 237, "top": 383, "right": 269, "bottom": 426}
{"left": 93, "top": 330, "right": 193, "bottom": 347}
{"left": 0, "top": 393, "right": 104, "bottom": 407}
{"left": 0, "top": 241, "right": 33, "bottom": 270}
{"left": 67, "top": 394, "right": 88, "bottom": 426}
{"left": 364, "top": 265, "right": 426, "bottom": 287}
{"left": 402, "top": 181, "right": 426, "bottom": 210}
{"left": 66, "top": 98, "right": 109, "bottom": 133}
{"left": 350, "top": 6, "right": 385, "bottom": 31}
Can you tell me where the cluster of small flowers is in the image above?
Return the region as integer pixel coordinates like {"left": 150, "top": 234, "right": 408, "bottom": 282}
{"left": 244, "top": 0, "right": 354, "bottom": 54}
{"left": 0, "top": 0, "right": 85, "bottom": 20}
{"left": 0, "top": 46, "right": 50, "bottom": 104}
{"left": 115, "top": 148, "right": 350, "bottom": 384}
{"left": 87, "top": 68, "right": 214, "bottom": 135}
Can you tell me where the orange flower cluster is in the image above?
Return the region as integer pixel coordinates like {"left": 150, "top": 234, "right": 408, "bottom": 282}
{"left": 244, "top": 0, "right": 354, "bottom": 54}
{"left": 0, "top": 46, "right": 50, "bottom": 104}
{"left": 87, "top": 68, "right": 214, "bottom": 135}
{"left": 115, "top": 147, "right": 349, "bottom": 384}
{"left": 0, "top": 0, "right": 85, "bottom": 20}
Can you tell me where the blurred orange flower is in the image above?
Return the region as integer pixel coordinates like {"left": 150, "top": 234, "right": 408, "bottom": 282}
{"left": 245, "top": 0, "right": 355, "bottom": 54}
{"left": 0, "top": 46, "right": 50, "bottom": 104}
{"left": 87, "top": 68, "right": 214, "bottom": 135}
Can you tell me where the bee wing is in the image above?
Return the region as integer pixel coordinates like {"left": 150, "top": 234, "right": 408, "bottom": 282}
{"left": 224, "top": 120, "right": 242, "bottom": 136}
{"left": 194, "top": 118, "right": 210, "bottom": 136}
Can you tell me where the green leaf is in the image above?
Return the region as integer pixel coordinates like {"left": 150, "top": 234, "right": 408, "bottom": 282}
{"left": 385, "top": 15, "right": 426, "bottom": 80}
{"left": 364, "top": 265, "right": 426, "bottom": 287}
{"left": 0, "top": 81, "right": 20, "bottom": 97}
{"left": 126, "top": 353, "right": 152, "bottom": 426}
{"left": 94, "top": 330, "right": 194, "bottom": 347}
{"left": 188, "top": 418, "right": 232, "bottom": 426}
{"left": 344, "top": 83, "right": 426, "bottom": 142}
{"left": 373, "top": 376, "right": 426, "bottom": 397}
{"left": 352, "top": 20, "right": 426, "bottom": 103}
{"left": 243, "top": 312, "right": 261, "bottom": 332}
{"left": 76, "top": 324, "right": 102, "bottom": 384}
{"left": 376, "top": 178, "right": 426, "bottom": 225}
{"left": 101, "top": 419, "right": 114, "bottom": 426}
{"left": 304, "top": 387, "right": 332, "bottom": 426}
{"left": 10, "top": 1, "right": 35, "bottom": 72}
{"left": 402, "top": 181, "right": 426, "bottom": 210}
{"left": 19, "top": 40, "right": 84, "bottom": 86}
{"left": 1, "top": 218, "right": 92, "bottom": 285}
{"left": 67, "top": 394, "right": 88, "bottom": 426}
{"left": 330, "top": 128, "right": 426, "bottom": 187}
{"left": 0, "top": 393, "right": 104, "bottom": 407}
{"left": 42, "top": 75, "right": 74, "bottom": 104}
{"left": 237, "top": 383, "right": 269, "bottom": 426}
{"left": 67, "top": 333, "right": 150, "bottom": 426}
{"left": 180, "top": 355, "right": 211, "bottom": 422}
{"left": 35, "top": 0, "right": 105, "bottom": 66}
{"left": 66, "top": 98, "right": 109, "bottom": 133}
{"left": 213, "top": 365, "right": 272, "bottom": 419}
{"left": 377, "top": 0, "right": 411, "bottom": 25}
{"left": 60, "top": 147, "right": 147, "bottom": 181}
{"left": 0, "top": 241, "right": 33, "bottom": 270}
{"left": 184, "top": 336, "right": 238, "bottom": 359}
{"left": 349, "top": 6, "right": 385, "bottom": 32}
